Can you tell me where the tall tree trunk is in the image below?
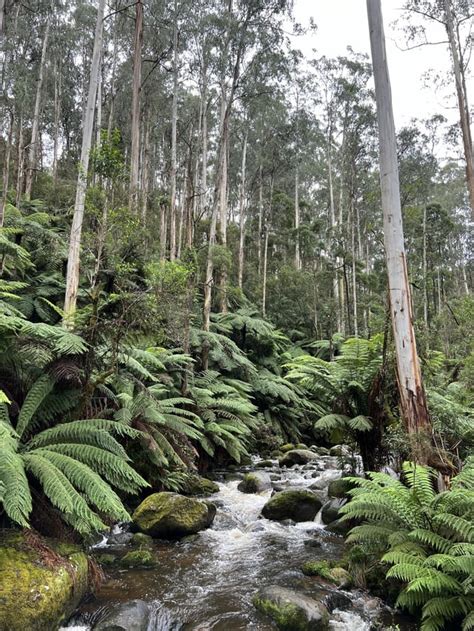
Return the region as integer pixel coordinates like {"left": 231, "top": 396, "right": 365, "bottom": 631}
{"left": 25, "top": 12, "right": 51, "bottom": 200}
{"left": 327, "top": 135, "right": 341, "bottom": 332}
{"left": 295, "top": 165, "right": 301, "bottom": 270}
{"left": 63, "top": 0, "right": 106, "bottom": 325}
{"left": 238, "top": 131, "right": 248, "bottom": 289}
{"left": 107, "top": 10, "right": 119, "bottom": 139}
{"left": 217, "top": 82, "right": 229, "bottom": 313}
{"left": 52, "top": 60, "right": 62, "bottom": 185}
{"left": 367, "top": 0, "right": 432, "bottom": 454}
{"left": 262, "top": 176, "right": 274, "bottom": 318}
{"left": 257, "top": 163, "right": 263, "bottom": 276}
{"left": 169, "top": 2, "right": 179, "bottom": 260}
{"left": 129, "top": 0, "right": 143, "bottom": 212}
{"left": 15, "top": 112, "right": 24, "bottom": 206}
{"left": 141, "top": 112, "right": 150, "bottom": 222}
{"left": 1, "top": 109, "right": 13, "bottom": 227}
{"left": 443, "top": 0, "right": 474, "bottom": 215}
{"left": 423, "top": 205, "right": 429, "bottom": 330}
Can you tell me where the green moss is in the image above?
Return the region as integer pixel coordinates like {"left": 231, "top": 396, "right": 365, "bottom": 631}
{"left": 253, "top": 596, "right": 310, "bottom": 631}
{"left": 280, "top": 443, "right": 295, "bottom": 453}
{"left": 130, "top": 532, "right": 154, "bottom": 548}
{"left": 0, "top": 531, "right": 90, "bottom": 631}
{"left": 132, "top": 492, "right": 214, "bottom": 537}
{"left": 327, "top": 477, "right": 357, "bottom": 498}
{"left": 95, "top": 553, "right": 117, "bottom": 566}
{"left": 181, "top": 474, "right": 219, "bottom": 496}
{"left": 119, "top": 550, "right": 156, "bottom": 568}
{"left": 295, "top": 443, "right": 308, "bottom": 450}
{"left": 302, "top": 560, "right": 351, "bottom": 588}
{"left": 255, "top": 459, "right": 274, "bottom": 468}
{"left": 262, "top": 489, "right": 322, "bottom": 522}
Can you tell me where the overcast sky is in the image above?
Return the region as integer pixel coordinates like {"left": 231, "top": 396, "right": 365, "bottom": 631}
{"left": 292, "top": 0, "right": 473, "bottom": 131}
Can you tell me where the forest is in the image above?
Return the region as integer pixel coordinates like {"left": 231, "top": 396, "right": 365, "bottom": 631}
{"left": 0, "top": 0, "right": 473, "bottom": 630}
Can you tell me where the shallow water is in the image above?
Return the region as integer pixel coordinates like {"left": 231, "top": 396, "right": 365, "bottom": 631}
{"left": 63, "top": 456, "right": 416, "bottom": 630}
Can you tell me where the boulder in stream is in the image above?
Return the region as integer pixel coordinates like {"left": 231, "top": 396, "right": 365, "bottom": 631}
{"left": 327, "top": 476, "right": 358, "bottom": 498}
{"left": 321, "top": 498, "right": 346, "bottom": 524}
{"left": 302, "top": 560, "right": 352, "bottom": 588}
{"left": 238, "top": 471, "right": 272, "bottom": 493}
{"left": 308, "top": 472, "right": 341, "bottom": 491}
{"left": 279, "top": 449, "right": 319, "bottom": 467}
{"left": 94, "top": 599, "right": 150, "bottom": 631}
{"left": 0, "top": 530, "right": 90, "bottom": 631}
{"left": 132, "top": 492, "right": 215, "bottom": 538}
{"left": 181, "top": 474, "right": 219, "bottom": 496}
{"left": 261, "top": 489, "right": 322, "bottom": 522}
{"left": 253, "top": 585, "right": 330, "bottom": 630}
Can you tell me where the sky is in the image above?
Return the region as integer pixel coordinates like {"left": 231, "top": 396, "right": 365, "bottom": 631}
{"left": 292, "top": 0, "right": 473, "bottom": 131}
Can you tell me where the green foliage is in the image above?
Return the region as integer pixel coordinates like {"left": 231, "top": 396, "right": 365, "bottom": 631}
{"left": 342, "top": 461, "right": 474, "bottom": 630}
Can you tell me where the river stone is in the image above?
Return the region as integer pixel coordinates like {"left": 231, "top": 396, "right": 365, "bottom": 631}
{"left": 309, "top": 472, "right": 341, "bottom": 491}
{"left": 325, "top": 518, "right": 353, "bottom": 536}
{"left": 324, "top": 592, "right": 352, "bottom": 612}
{"left": 253, "top": 585, "right": 330, "bottom": 630}
{"left": 321, "top": 498, "right": 346, "bottom": 525}
{"left": 132, "top": 492, "right": 215, "bottom": 538}
{"left": 279, "top": 449, "right": 319, "bottom": 467}
{"left": 94, "top": 599, "right": 150, "bottom": 631}
{"left": 261, "top": 489, "right": 322, "bottom": 522}
{"left": 119, "top": 549, "right": 156, "bottom": 568}
{"left": 0, "top": 530, "right": 90, "bottom": 631}
{"left": 255, "top": 459, "right": 275, "bottom": 468}
{"left": 238, "top": 471, "right": 272, "bottom": 493}
{"left": 280, "top": 443, "right": 296, "bottom": 452}
{"left": 181, "top": 474, "right": 219, "bottom": 496}
{"left": 302, "top": 561, "right": 351, "bottom": 588}
{"left": 130, "top": 532, "right": 154, "bottom": 548}
{"left": 327, "top": 477, "right": 357, "bottom": 498}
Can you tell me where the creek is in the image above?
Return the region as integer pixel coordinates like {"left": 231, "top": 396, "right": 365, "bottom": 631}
{"left": 62, "top": 454, "right": 416, "bottom": 631}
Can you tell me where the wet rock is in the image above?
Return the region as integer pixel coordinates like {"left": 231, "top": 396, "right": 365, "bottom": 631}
{"left": 302, "top": 561, "right": 351, "bottom": 588}
{"left": 272, "top": 483, "right": 288, "bottom": 493}
{"left": 253, "top": 585, "right": 330, "bottom": 630}
{"left": 262, "top": 489, "right": 323, "bottom": 522}
{"left": 107, "top": 531, "right": 133, "bottom": 546}
{"left": 303, "top": 538, "right": 322, "bottom": 549}
{"left": 255, "top": 459, "right": 275, "bottom": 468}
{"left": 324, "top": 592, "right": 352, "bottom": 612}
{"left": 309, "top": 472, "right": 341, "bottom": 491}
{"left": 270, "top": 473, "right": 281, "bottom": 481}
{"left": 312, "top": 446, "right": 330, "bottom": 456}
{"left": 0, "top": 530, "right": 90, "bottom": 631}
{"left": 279, "top": 449, "right": 320, "bottom": 467}
{"left": 325, "top": 518, "right": 352, "bottom": 537}
{"left": 321, "top": 498, "right": 346, "bottom": 525}
{"left": 295, "top": 443, "right": 309, "bottom": 450}
{"left": 130, "top": 532, "right": 154, "bottom": 548}
{"left": 132, "top": 492, "right": 215, "bottom": 538}
{"left": 238, "top": 471, "right": 272, "bottom": 493}
{"left": 94, "top": 599, "right": 150, "bottom": 631}
{"left": 181, "top": 474, "right": 220, "bottom": 496}
{"left": 280, "top": 443, "right": 296, "bottom": 453}
{"left": 327, "top": 477, "right": 358, "bottom": 499}
{"left": 119, "top": 549, "right": 156, "bottom": 568}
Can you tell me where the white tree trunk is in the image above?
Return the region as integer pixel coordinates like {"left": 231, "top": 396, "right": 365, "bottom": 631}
{"left": 367, "top": 0, "right": 431, "bottom": 444}
{"left": 295, "top": 166, "right": 301, "bottom": 270}
{"left": 63, "top": 0, "right": 106, "bottom": 324}
{"left": 129, "top": 0, "right": 143, "bottom": 212}
{"left": 25, "top": 13, "right": 51, "bottom": 200}
{"left": 238, "top": 131, "right": 248, "bottom": 289}
{"left": 169, "top": 4, "right": 179, "bottom": 259}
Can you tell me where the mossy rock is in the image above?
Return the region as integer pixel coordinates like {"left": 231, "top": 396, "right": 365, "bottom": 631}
{"left": 119, "top": 550, "right": 156, "bottom": 568}
{"left": 302, "top": 561, "right": 351, "bottom": 588}
{"left": 261, "top": 489, "right": 322, "bottom": 522}
{"left": 130, "top": 532, "right": 154, "bottom": 549}
{"left": 132, "top": 492, "right": 215, "bottom": 538}
{"left": 255, "top": 459, "right": 274, "bottom": 468}
{"left": 238, "top": 472, "right": 272, "bottom": 493}
{"left": 0, "top": 530, "right": 90, "bottom": 631}
{"left": 295, "top": 443, "right": 308, "bottom": 450}
{"left": 327, "top": 477, "right": 358, "bottom": 499}
{"left": 280, "top": 443, "right": 296, "bottom": 453}
{"left": 279, "top": 450, "right": 319, "bottom": 468}
{"left": 321, "top": 498, "right": 346, "bottom": 524}
{"left": 181, "top": 474, "right": 219, "bottom": 496}
{"left": 254, "top": 585, "right": 329, "bottom": 630}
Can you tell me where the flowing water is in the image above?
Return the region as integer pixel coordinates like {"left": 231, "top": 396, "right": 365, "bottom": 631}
{"left": 63, "top": 455, "right": 416, "bottom": 631}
